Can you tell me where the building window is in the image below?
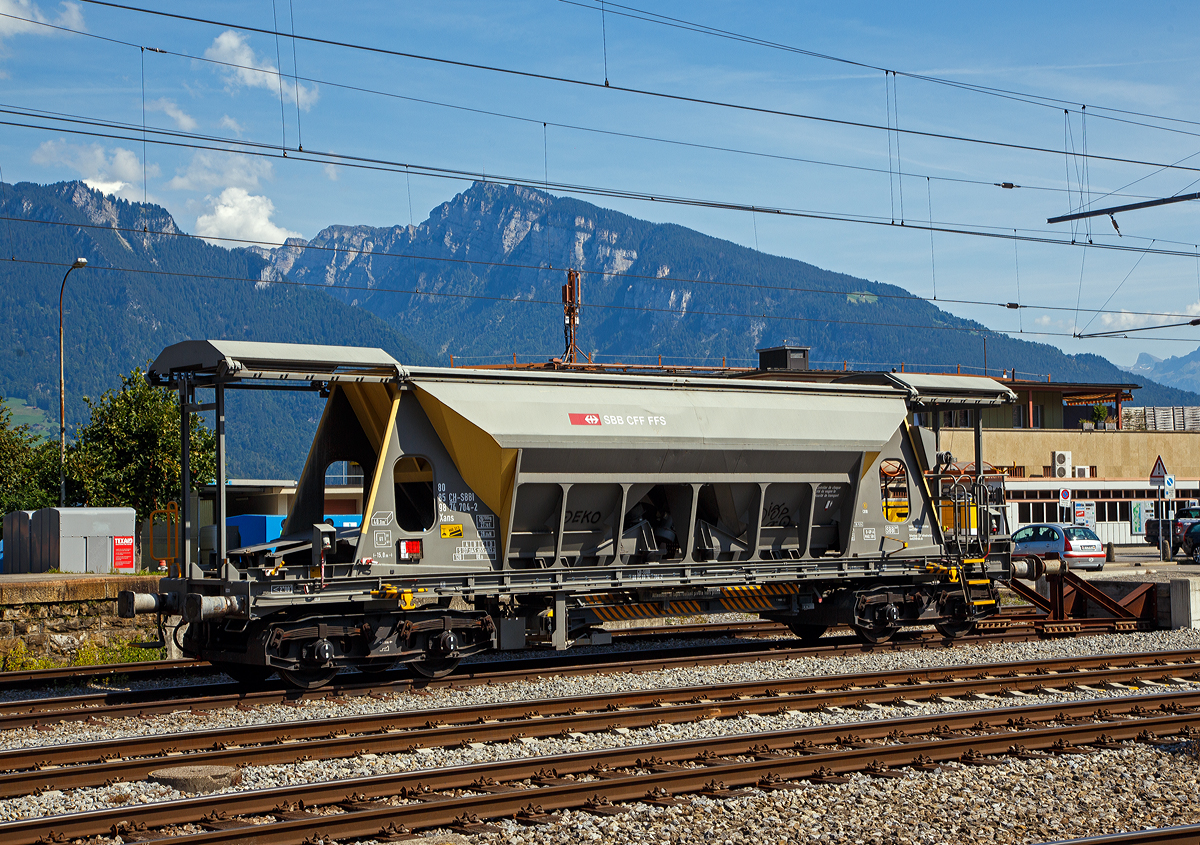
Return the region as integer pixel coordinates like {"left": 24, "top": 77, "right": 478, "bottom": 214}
{"left": 1011, "top": 405, "right": 1042, "bottom": 428}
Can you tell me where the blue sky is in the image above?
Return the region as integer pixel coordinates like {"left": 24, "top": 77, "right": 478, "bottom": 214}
{"left": 4, "top": 0, "right": 1200, "bottom": 367}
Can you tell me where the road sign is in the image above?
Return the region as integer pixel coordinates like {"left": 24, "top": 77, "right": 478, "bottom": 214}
{"left": 1166, "top": 475, "right": 1176, "bottom": 499}
{"left": 1150, "top": 455, "right": 1168, "bottom": 484}
{"left": 1059, "top": 488, "right": 1071, "bottom": 501}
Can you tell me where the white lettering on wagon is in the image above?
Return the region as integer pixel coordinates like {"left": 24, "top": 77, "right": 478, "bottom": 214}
{"left": 452, "top": 539, "right": 495, "bottom": 562}
{"left": 570, "top": 412, "right": 668, "bottom": 427}
{"left": 601, "top": 414, "right": 667, "bottom": 426}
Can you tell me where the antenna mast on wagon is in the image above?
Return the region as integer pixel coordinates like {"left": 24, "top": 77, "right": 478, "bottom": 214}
{"left": 562, "top": 268, "right": 582, "bottom": 364}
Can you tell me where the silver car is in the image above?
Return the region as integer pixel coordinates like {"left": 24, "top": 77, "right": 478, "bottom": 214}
{"left": 1011, "top": 523, "right": 1106, "bottom": 571}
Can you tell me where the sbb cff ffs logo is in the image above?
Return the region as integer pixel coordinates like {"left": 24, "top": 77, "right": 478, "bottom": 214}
{"left": 569, "top": 413, "right": 602, "bottom": 426}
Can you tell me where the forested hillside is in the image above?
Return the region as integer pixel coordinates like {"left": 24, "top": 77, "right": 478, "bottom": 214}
{"left": 0, "top": 181, "right": 429, "bottom": 477}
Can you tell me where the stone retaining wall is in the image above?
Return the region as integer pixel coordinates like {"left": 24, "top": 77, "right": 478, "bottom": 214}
{"left": 0, "top": 575, "right": 164, "bottom": 666}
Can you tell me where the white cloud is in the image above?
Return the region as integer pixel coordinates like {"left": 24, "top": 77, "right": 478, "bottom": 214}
{"left": 195, "top": 187, "right": 300, "bottom": 245}
{"left": 219, "top": 115, "right": 244, "bottom": 136}
{"left": 31, "top": 139, "right": 158, "bottom": 198}
{"left": 323, "top": 163, "right": 339, "bottom": 181}
{"left": 146, "top": 98, "right": 196, "bottom": 131}
{"left": 1097, "top": 302, "right": 1200, "bottom": 331}
{"left": 204, "top": 30, "right": 318, "bottom": 110}
{"left": 167, "top": 151, "right": 273, "bottom": 192}
{"left": 0, "top": 1, "right": 83, "bottom": 38}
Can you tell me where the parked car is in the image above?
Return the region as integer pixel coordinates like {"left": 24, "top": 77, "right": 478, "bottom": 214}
{"left": 1145, "top": 507, "right": 1200, "bottom": 558}
{"left": 1182, "top": 522, "right": 1200, "bottom": 563}
{"left": 1011, "top": 523, "right": 1106, "bottom": 571}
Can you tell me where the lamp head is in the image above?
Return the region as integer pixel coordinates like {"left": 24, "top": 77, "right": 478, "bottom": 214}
{"left": 71, "top": 258, "right": 87, "bottom": 269}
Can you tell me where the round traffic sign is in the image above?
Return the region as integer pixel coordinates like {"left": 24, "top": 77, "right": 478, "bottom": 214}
{"left": 1059, "top": 488, "right": 1070, "bottom": 501}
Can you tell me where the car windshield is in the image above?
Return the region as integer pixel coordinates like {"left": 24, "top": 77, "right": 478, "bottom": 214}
{"left": 1065, "top": 527, "right": 1099, "bottom": 541}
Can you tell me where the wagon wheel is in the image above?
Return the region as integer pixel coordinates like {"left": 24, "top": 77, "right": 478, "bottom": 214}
{"left": 278, "top": 666, "right": 339, "bottom": 690}
{"left": 934, "top": 618, "right": 976, "bottom": 639}
{"left": 786, "top": 623, "right": 828, "bottom": 645}
{"left": 935, "top": 595, "right": 975, "bottom": 639}
{"left": 852, "top": 623, "right": 899, "bottom": 645}
{"left": 853, "top": 588, "right": 901, "bottom": 645}
{"left": 409, "top": 656, "right": 461, "bottom": 679}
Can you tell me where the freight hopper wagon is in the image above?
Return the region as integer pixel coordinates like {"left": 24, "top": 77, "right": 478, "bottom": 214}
{"left": 121, "top": 340, "right": 1024, "bottom": 689}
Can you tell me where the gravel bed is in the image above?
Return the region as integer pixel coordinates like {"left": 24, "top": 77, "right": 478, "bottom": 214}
{"left": 4, "top": 629, "right": 1200, "bottom": 757}
{"left": 464, "top": 741, "right": 1200, "bottom": 845}
{"left": 3, "top": 660, "right": 1199, "bottom": 823}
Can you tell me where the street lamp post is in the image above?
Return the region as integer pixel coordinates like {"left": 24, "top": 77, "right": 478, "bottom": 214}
{"left": 59, "top": 257, "right": 88, "bottom": 507}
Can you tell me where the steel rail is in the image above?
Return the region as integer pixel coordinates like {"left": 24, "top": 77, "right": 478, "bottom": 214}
{"left": 17, "top": 693, "right": 1200, "bottom": 845}
{"left": 5, "top": 650, "right": 1198, "bottom": 798}
{"left": 0, "top": 626, "right": 1050, "bottom": 729}
{"left": 0, "top": 604, "right": 1046, "bottom": 693}
{"left": 0, "top": 659, "right": 208, "bottom": 692}
{"left": 1036, "top": 826, "right": 1200, "bottom": 845}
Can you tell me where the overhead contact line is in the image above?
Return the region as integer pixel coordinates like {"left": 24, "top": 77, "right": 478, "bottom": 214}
{"left": 68, "top": 0, "right": 1200, "bottom": 178}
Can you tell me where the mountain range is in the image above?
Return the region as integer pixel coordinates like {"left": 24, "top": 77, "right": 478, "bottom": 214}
{"left": 1122, "top": 351, "right": 1200, "bottom": 395}
{"left": 256, "top": 181, "right": 1200, "bottom": 399}
{"left": 2, "top": 179, "right": 1198, "bottom": 478}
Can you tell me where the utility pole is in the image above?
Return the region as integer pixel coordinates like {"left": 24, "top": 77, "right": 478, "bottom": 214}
{"left": 58, "top": 257, "right": 88, "bottom": 507}
{"left": 562, "top": 268, "right": 582, "bottom": 364}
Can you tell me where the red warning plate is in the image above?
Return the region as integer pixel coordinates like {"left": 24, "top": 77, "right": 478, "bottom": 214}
{"left": 112, "top": 536, "right": 135, "bottom": 570}
{"left": 569, "top": 413, "right": 602, "bottom": 426}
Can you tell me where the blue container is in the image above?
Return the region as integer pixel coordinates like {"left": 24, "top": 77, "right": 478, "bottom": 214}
{"left": 226, "top": 515, "right": 286, "bottom": 548}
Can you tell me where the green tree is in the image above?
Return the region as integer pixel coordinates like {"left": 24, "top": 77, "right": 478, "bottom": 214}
{"left": 71, "top": 368, "right": 217, "bottom": 522}
{"left": 1091, "top": 404, "right": 1110, "bottom": 425}
{"left": 0, "top": 400, "right": 56, "bottom": 521}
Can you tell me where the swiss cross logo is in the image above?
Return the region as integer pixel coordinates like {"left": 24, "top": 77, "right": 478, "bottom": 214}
{"left": 569, "top": 413, "right": 602, "bottom": 426}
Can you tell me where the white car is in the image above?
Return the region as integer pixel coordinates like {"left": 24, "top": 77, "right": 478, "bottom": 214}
{"left": 1011, "top": 523, "right": 1106, "bottom": 571}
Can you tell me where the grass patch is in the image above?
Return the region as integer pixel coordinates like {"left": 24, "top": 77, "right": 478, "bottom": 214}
{"left": 1, "top": 637, "right": 165, "bottom": 672}
{"left": 998, "top": 587, "right": 1031, "bottom": 606}
{"left": 1, "top": 397, "right": 55, "bottom": 442}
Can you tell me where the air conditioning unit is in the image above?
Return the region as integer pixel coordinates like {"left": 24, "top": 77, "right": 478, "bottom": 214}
{"left": 1073, "top": 466, "right": 1090, "bottom": 478}
{"left": 1051, "top": 450, "right": 1073, "bottom": 479}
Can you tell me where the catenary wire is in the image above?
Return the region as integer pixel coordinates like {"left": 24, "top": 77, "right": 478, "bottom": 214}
{"left": 10, "top": 105, "right": 1200, "bottom": 262}
{"left": 558, "top": 0, "right": 1200, "bottom": 138}
{"left": 0, "top": 9, "right": 1164, "bottom": 204}
{"left": 2, "top": 7, "right": 1190, "bottom": 343}
{"left": 67, "top": 0, "right": 1200, "bottom": 177}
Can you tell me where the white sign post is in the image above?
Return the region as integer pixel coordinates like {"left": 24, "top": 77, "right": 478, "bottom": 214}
{"left": 1150, "top": 456, "right": 1169, "bottom": 563}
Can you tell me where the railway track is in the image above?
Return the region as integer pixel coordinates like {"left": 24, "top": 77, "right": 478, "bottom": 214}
{"left": 0, "top": 625, "right": 1059, "bottom": 729}
{"left": 0, "top": 604, "right": 1052, "bottom": 694}
{"left": 15, "top": 685, "right": 1200, "bottom": 845}
{"left": 1044, "top": 827, "right": 1200, "bottom": 845}
{"left": 1, "top": 649, "right": 1197, "bottom": 797}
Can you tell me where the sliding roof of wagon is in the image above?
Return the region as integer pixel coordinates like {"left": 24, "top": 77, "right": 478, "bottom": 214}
{"left": 149, "top": 340, "right": 403, "bottom": 384}
{"left": 148, "top": 340, "right": 1016, "bottom": 405}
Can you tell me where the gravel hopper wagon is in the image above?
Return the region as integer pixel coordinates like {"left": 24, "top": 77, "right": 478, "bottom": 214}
{"left": 121, "top": 340, "right": 1033, "bottom": 689}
